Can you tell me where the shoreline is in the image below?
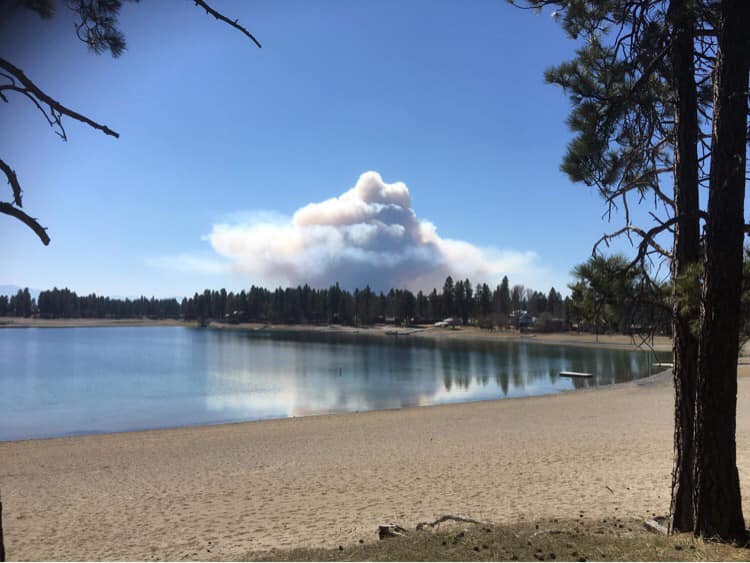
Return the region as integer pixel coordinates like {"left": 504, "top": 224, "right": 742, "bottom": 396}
{"left": 2, "top": 372, "right": 748, "bottom": 561}
{"left": 2, "top": 368, "right": 675, "bottom": 446}
{"left": 0, "top": 316, "right": 672, "bottom": 352}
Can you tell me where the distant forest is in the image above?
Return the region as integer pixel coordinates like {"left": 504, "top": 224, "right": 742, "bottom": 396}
{"left": 0, "top": 276, "right": 561, "bottom": 326}
{"left": 0, "top": 264, "right": 674, "bottom": 334}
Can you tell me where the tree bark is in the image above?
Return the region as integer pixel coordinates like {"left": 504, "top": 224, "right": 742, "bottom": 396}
{"left": 0, "top": 490, "right": 5, "bottom": 562}
{"left": 694, "top": 0, "right": 749, "bottom": 542}
{"left": 667, "top": 0, "right": 700, "bottom": 534}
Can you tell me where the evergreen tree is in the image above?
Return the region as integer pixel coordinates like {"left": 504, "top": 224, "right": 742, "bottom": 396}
{"left": 513, "top": 0, "right": 745, "bottom": 538}
{"left": 442, "top": 276, "right": 455, "bottom": 318}
{"left": 569, "top": 255, "right": 641, "bottom": 338}
{"left": 547, "top": 287, "right": 563, "bottom": 317}
{"left": 693, "top": 0, "right": 749, "bottom": 540}
{"left": 478, "top": 283, "right": 492, "bottom": 320}
{"left": 510, "top": 285, "right": 525, "bottom": 312}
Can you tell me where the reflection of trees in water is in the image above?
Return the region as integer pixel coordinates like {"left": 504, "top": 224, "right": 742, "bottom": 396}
{"left": 10, "top": 328, "right": 673, "bottom": 440}
{"left": 208, "top": 330, "right": 664, "bottom": 413}
{"left": 443, "top": 372, "right": 453, "bottom": 391}
{"left": 557, "top": 346, "right": 661, "bottom": 389}
{"left": 474, "top": 345, "right": 491, "bottom": 387}
{"left": 496, "top": 371, "right": 510, "bottom": 396}
{"left": 438, "top": 346, "right": 472, "bottom": 390}
{"left": 570, "top": 376, "right": 593, "bottom": 390}
{"left": 408, "top": 337, "right": 658, "bottom": 394}
{"left": 511, "top": 344, "right": 525, "bottom": 389}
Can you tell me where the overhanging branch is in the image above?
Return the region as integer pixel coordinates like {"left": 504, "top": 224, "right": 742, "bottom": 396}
{"left": 0, "top": 202, "right": 50, "bottom": 245}
{"left": 193, "top": 0, "right": 262, "bottom": 48}
{"left": 609, "top": 167, "right": 674, "bottom": 209}
{"left": 0, "top": 58, "right": 119, "bottom": 140}
{"left": 0, "top": 158, "right": 22, "bottom": 206}
{"left": 2, "top": 1, "right": 261, "bottom": 247}
{"left": 593, "top": 218, "right": 677, "bottom": 273}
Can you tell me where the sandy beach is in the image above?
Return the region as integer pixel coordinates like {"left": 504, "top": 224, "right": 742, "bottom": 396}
{"left": 2, "top": 370, "right": 750, "bottom": 561}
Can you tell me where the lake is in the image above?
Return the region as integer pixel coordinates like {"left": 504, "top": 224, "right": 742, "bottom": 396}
{"left": 0, "top": 327, "right": 667, "bottom": 441}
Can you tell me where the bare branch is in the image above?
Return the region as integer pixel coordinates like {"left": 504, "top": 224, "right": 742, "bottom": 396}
{"left": 0, "top": 159, "right": 22, "bottom": 206}
{"left": 193, "top": 0, "right": 262, "bottom": 48}
{"left": 593, "top": 219, "right": 677, "bottom": 268}
{"left": 2, "top": 2, "right": 261, "bottom": 248}
{"left": 0, "top": 58, "right": 119, "bottom": 139}
{"left": 609, "top": 167, "right": 675, "bottom": 209}
{"left": 0, "top": 202, "right": 49, "bottom": 245}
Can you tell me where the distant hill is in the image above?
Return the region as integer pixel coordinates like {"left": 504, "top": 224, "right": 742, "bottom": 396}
{"left": 0, "top": 285, "right": 41, "bottom": 300}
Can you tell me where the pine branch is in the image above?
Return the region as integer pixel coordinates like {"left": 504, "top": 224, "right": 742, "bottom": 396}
{"left": 2, "top": 2, "right": 261, "bottom": 247}
{"left": 193, "top": 0, "right": 262, "bottom": 48}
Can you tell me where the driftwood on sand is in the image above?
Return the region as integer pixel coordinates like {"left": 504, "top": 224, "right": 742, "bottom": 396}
{"left": 380, "top": 514, "right": 488, "bottom": 540}
{"left": 415, "top": 514, "right": 488, "bottom": 531}
{"left": 378, "top": 524, "right": 408, "bottom": 539}
{"left": 643, "top": 518, "right": 669, "bottom": 535}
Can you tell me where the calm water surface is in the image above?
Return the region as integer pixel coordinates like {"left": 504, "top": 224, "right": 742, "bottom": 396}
{"left": 0, "top": 327, "right": 668, "bottom": 441}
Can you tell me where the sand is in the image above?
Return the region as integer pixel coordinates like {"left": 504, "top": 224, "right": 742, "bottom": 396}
{"left": 2, "top": 371, "right": 750, "bottom": 561}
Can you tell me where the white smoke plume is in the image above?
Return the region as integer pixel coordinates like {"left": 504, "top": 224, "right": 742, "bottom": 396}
{"left": 208, "top": 171, "right": 543, "bottom": 291}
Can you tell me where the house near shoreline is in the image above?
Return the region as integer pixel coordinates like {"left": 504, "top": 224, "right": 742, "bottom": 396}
{"left": 509, "top": 310, "right": 535, "bottom": 329}
{"left": 434, "top": 317, "right": 459, "bottom": 328}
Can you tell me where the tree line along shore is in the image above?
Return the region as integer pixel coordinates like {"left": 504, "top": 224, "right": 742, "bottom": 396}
{"left": 3, "top": 254, "right": 712, "bottom": 335}
{"left": 4, "top": 252, "right": 749, "bottom": 337}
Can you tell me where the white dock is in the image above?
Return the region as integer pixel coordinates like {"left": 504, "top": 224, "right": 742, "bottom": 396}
{"left": 560, "top": 371, "right": 593, "bottom": 378}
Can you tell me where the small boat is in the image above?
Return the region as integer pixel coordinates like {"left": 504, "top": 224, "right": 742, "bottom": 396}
{"left": 560, "top": 371, "right": 593, "bottom": 378}
{"left": 653, "top": 362, "right": 674, "bottom": 368}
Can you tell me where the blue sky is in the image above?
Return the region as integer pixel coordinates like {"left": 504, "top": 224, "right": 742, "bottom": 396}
{"left": 1, "top": 0, "right": 655, "bottom": 297}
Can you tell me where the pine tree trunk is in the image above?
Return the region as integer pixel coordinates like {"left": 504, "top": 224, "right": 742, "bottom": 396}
{"left": 694, "top": 0, "right": 749, "bottom": 542}
{"left": 668, "top": 0, "right": 700, "bottom": 534}
{"left": 0, "top": 491, "right": 5, "bottom": 562}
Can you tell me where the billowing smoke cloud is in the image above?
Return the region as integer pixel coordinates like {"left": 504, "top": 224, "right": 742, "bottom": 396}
{"left": 207, "top": 171, "right": 543, "bottom": 291}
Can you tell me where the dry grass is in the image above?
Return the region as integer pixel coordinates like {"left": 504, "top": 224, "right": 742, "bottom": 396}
{"left": 245, "top": 517, "right": 750, "bottom": 562}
